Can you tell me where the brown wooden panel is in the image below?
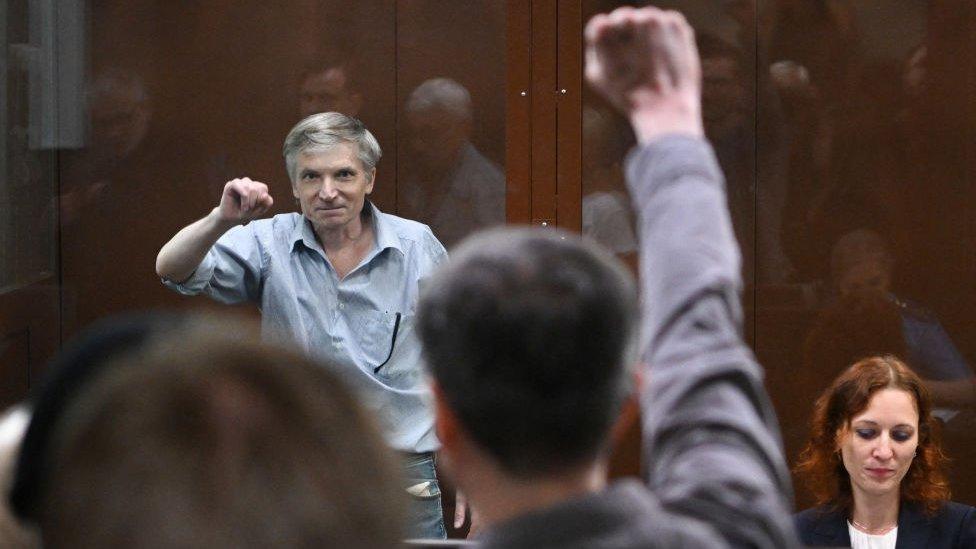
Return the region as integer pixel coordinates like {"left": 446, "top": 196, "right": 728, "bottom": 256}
{"left": 395, "top": 0, "right": 507, "bottom": 249}
{"left": 506, "top": 0, "right": 533, "bottom": 225}
{"left": 556, "top": 0, "right": 583, "bottom": 232}
{"left": 0, "top": 329, "right": 30, "bottom": 409}
{"left": 530, "top": 0, "right": 558, "bottom": 227}
{"left": 0, "top": 278, "right": 61, "bottom": 400}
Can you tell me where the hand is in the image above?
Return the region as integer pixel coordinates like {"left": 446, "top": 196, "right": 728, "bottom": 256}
{"left": 585, "top": 6, "right": 703, "bottom": 142}
{"left": 454, "top": 490, "right": 481, "bottom": 538}
{"left": 218, "top": 177, "right": 274, "bottom": 225}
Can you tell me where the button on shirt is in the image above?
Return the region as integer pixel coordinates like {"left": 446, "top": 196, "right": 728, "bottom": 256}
{"left": 163, "top": 203, "right": 447, "bottom": 452}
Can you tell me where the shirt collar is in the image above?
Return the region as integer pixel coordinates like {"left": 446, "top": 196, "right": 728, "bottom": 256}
{"left": 289, "top": 201, "right": 404, "bottom": 257}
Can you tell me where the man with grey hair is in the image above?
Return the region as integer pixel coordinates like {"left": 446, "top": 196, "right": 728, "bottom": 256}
{"left": 402, "top": 77, "right": 505, "bottom": 248}
{"left": 155, "top": 112, "right": 449, "bottom": 539}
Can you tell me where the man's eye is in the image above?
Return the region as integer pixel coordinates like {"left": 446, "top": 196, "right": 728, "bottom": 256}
{"left": 337, "top": 170, "right": 354, "bottom": 178}
{"left": 302, "top": 173, "right": 317, "bottom": 180}
{"left": 856, "top": 429, "right": 877, "bottom": 440}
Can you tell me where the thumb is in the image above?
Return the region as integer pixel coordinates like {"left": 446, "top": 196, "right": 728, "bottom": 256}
{"left": 454, "top": 490, "right": 467, "bottom": 528}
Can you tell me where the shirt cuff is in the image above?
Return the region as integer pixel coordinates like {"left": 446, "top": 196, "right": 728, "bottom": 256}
{"left": 161, "top": 253, "right": 216, "bottom": 295}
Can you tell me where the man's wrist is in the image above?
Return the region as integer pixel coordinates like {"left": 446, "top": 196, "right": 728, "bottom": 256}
{"left": 208, "top": 207, "right": 241, "bottom": 232}
{"left": 628, "top": 95, "right": 704, "bottom": 144}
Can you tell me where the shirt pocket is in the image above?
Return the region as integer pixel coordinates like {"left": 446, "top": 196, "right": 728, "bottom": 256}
{"left": 356, "top": 310, "right": 420, "bottom": 388}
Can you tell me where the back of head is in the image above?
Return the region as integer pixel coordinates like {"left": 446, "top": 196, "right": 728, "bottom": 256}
{"left": 39, "top": 318, "right": 403, "bottom": 549}
{"left": 0, "top": 407, "right": 39, "bottom": 548}
{"left": 10, "top": 313, "right": 176, "bottom": 523}
{"left": 417, "top": 227, "right": 638, "bottom": 478}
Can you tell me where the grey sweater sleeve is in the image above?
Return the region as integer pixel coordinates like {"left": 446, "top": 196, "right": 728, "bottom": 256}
{"left": 627, "top": 136, "right": 799, "bottom": 548}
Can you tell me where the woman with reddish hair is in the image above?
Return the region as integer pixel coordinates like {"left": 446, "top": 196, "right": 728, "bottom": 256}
{"left": 794, "top": 355, "right": 976, "bottom": 547}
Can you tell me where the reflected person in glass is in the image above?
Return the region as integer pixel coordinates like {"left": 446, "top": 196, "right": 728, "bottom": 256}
{"left": 298, "top": 59, "right": 364, "bottom": 119}
{"left": 401, "top": 78, "right": 505, "bottom": 248}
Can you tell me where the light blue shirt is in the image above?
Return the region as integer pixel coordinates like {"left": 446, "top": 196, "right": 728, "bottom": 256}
{"left": 164, "top": 203, "right": 447, "bottom": 452}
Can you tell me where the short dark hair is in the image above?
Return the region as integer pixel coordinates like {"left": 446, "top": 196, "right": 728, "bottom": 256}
{"left": 38, "top": 317, "right": 403, "bottom": 549}
{"left": 297, "top": 55, "right": 361, "bottom": 93}
{"left": 417, "top": 228, "right": 638, "bottom": 478}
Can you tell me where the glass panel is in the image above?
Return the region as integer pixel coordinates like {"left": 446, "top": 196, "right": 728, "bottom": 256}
{"left": 395, "top": 0, "right": 507, "bottom": 250}
{"left": 759, "top": 0, "right": 976, "bottom": 509}
{"left": 1, "top": 0, "right": 61, "bottom": 293}
{"left": 57, "top": 1, "right": 400, "bottom": 336}
{"left": 54, "top": 0, "right": 508, "bottom": 335}
{"left": 583, "top": 1, "right": 976, "bottom": 509}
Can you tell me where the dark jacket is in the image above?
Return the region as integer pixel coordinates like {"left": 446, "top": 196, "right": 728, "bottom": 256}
{"left": 478, "top": 480, "right": 723, "bottom": 549}
{"left": 795, "top": 501, "right": 976, "bottom": 548}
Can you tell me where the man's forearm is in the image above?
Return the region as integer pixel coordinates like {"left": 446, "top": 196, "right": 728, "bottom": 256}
{"left": 156, "top": 208, "right": 238, "bottom": 283}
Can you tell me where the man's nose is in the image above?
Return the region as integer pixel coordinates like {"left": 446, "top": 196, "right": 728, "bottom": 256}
{"left": 318, "top": 178, "right": 338, "bottom": 200}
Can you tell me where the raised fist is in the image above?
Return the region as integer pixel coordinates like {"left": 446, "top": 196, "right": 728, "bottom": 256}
{"left": 218, "top": 177, "right": 274, "bottom": 224}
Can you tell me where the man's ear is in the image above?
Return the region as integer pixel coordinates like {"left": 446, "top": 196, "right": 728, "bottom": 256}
{"left": 431, "top": 381, "right": 459, "bottom": 451}
{"left": 365, "top": 168, "right": 376, "bottom": 195}
{"left": 609, "top": 369, "right": 643, "bottom": 454}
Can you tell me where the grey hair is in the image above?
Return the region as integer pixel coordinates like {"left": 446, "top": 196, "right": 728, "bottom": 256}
{"left": 282, "top": 112, "right": 382, "bottom": 183}
{"left": 405, "top": 78, "right": 472, "bottom": 122}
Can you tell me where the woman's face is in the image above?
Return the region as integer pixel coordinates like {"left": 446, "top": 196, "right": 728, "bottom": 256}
{"left": 838, "top": 388, "right": 919, "bottom": 500}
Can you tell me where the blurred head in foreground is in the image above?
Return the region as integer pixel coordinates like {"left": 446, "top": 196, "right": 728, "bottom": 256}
{"left": 28, "top": 315, "right": 403, "bottom": 548}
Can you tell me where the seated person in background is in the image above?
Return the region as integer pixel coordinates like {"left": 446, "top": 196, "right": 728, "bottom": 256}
{"left": 581, "top": 105, "right": 638, "bottom": 273}
{"left": 794, "top": 355, "right": 976, "bottom": 548}
{"left": 415, "top": 7, "right": 798, "bottom": 547}
{"left": 401, "top": 78, "right": 505, "bottom": 248}
{"left": 24, "top": 315, "right": 404, "bottom": 548}
{"left": 830, "top": 229, "right": 976, "bottom": 417}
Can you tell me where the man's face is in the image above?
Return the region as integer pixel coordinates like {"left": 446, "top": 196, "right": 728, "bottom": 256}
{"left": 299, "top": 68, "right": 362, "bottom": 118}
{"left": 91, "top": 91, "right": 151, "bottom": 159}
{"left": 838, "top": 258, "right": 891, "bottom": 298}
{"left": 406, "top": 108, "right": 467, "bottom": 175}
{"left": 292, "top": 143, "right": 374, "bottom": 233}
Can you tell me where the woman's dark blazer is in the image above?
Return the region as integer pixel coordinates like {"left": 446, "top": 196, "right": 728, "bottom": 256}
{"left": 794, "top": 501, "right": 976, "bottom": 548}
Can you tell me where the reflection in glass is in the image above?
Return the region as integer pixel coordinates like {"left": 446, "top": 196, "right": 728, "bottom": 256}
{"left": 581, "top": 106, "right": 637, "bottom": 272}
{"left": 400, "top": 78, "right": 505, "bottom": 248}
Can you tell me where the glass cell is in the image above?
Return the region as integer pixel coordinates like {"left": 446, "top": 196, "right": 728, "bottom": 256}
{"left": 394, "top": 0, "right": 507, "bottom": 250}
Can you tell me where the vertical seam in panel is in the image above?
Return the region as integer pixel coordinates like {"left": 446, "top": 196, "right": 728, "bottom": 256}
{"left": 751, "top": 3, "right": 759, "bottom": 348}
{"left": 393, "top": 0, "right": 399, "bottom": 212}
